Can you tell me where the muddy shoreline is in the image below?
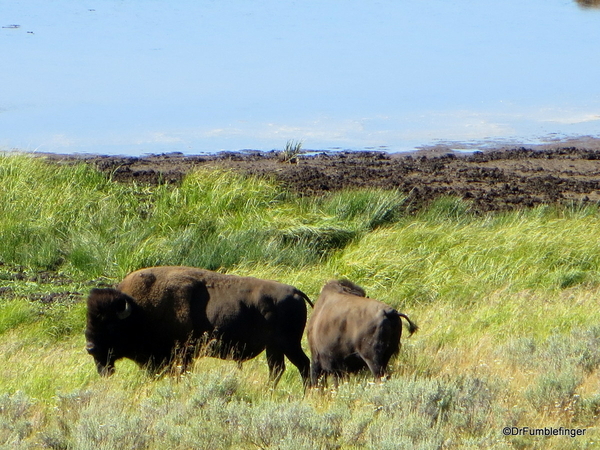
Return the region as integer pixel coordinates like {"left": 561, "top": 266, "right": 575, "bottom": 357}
{"left": 41, "top": 145, "right": 600, "bottom": 214}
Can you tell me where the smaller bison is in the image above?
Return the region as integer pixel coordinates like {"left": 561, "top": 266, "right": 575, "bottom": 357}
{"left": 85, "top": 266, "right": 312, "bottom": 385}
{"left": 307, "top": 280, "right": 417, "bottom": 385}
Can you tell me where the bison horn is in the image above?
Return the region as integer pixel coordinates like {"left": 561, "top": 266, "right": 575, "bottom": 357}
{"left": 117, "top": 299, "right": 132, "bottom": 320}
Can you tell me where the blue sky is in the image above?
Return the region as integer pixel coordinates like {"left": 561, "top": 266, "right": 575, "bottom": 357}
{"left": 1, "top": 0, "right": 599, "bottom": 155}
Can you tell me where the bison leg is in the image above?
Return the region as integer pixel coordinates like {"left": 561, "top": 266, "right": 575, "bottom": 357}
{"left": 332, "top": 373, "right": 342, "bottom": 388}
{"left": 359, "top": 347, "right": 392, "bottom": 382}
{"left": 266, "top": 346, "right": 286, "bottom": 386}
{"left": 360, "top": 316, "right": 400, "bottom": 382}
{"left": 310, "top": 358, "right": 328, "bottom": 389}
{"left": 282, "top": 343, "right": 311, "bottom": 387}
{"left": 272, "top": 296, "right": 311, "bottom": 387}
{"left": 363, "top": 358, "right": 386, "bottom": 381}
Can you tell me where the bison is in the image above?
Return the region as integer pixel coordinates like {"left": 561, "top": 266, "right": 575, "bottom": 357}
{"left": 307, "top": 279, "right": 417, "bottom": 385}
{"left": 85, "top": 266, "right": 312, "bottom": 385}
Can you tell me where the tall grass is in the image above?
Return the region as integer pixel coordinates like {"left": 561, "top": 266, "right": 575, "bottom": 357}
{"left": 2, "top": 153, "right": 600, "bottom": 448}
{"left": 0, "top": 154, "right": 405, "bottom": 277}
{"left": 333, "top": 199, "right": 600, "bottom": 306}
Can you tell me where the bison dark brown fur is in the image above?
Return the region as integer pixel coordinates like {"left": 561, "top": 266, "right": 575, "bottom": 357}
{"left": 307, "top": 279, "right": 417, "bottom": 385}
{"left": 85, "top": 266, "right": 312, "bottom": 385}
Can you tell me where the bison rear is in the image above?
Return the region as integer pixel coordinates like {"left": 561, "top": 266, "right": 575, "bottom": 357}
{"left": 307, "top": 279, "right": 417, "bottom": 385}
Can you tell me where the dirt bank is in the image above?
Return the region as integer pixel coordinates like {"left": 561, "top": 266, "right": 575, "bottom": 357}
{"left": 42, "top": 146, "right": 600, "bottom": 213}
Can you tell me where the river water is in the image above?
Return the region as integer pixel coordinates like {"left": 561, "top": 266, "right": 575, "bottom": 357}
{"left": 1, "top": 0, "right": 599, "bottom": 155}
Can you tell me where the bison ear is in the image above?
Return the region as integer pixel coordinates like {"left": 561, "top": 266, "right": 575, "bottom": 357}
{"left": 115, "top": 297, "right": 132, "bottom": 320}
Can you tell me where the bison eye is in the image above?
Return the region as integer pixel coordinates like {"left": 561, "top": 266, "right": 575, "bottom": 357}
{"left": 115, "top": 298, "right": 132, "bottom": 320}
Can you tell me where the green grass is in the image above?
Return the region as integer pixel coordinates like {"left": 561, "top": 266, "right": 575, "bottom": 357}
{"left": 279, "top": 139, "right": 304, "bottom": 163}
{"left": 1, "top": 153, "right": 600, "bottom": 448}
{"left": 0, "top": 154, "right": 406, "bottom": 277}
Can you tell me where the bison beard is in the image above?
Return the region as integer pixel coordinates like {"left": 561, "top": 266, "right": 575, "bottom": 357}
{"left": 85, "top": 266, "right": 312, "bottom": 386}
{"left": 307, "top": 279, "right": 418, "bottom": 386}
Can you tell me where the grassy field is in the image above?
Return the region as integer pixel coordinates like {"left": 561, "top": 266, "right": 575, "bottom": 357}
{"left": 1, "top": 153, "right": 600, "bottom": 449}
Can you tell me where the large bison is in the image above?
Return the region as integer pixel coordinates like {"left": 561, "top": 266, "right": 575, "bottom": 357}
{"left": 85, "top": 266, "right": 312, "bottom": 385}
{"left": 307, "top": 279, "right": 417, "bottom": 385}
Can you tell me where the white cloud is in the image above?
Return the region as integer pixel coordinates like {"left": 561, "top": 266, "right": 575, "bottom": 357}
{"left": 136, "top": 132, "right": 184, "bottom": 145}
{"left": 199, "top": 118, "right": 370, "bottom": 145}
{"left": 540, "top": 113, "right": 600, "bottom": 125}
{"left": 47, "top": 134, "right": 77, "bottom": 147}
{"left": 30, "top": 106, "right": 598, "bottom": 155}
{"left": 203, "top": 128, "right": 243, "bottom": 138}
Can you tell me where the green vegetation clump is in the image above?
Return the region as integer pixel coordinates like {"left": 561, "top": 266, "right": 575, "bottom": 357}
{"left": 1, "top": 153, "right": 600, "bottom": 448}
{"left": 0, "top": 154, "right": 406, "bottom": 277}
{"left": 279, "top": 139, "right": 304, "bottom": 163}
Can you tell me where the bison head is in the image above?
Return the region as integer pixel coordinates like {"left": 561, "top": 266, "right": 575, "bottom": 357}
{"left": 85, "top": 288, "right": 135, "bottom": 376}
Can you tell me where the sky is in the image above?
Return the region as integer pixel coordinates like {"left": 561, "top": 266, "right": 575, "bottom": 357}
{"left": 1, "top": 0, "right": 599, "bottom": 155}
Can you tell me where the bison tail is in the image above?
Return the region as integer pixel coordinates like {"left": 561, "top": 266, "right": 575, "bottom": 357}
{"left": 297, "top": 290, "right": 314, "bottom": 308}
{"left": 397, "top": 313, "right": 418, "bottom": 336}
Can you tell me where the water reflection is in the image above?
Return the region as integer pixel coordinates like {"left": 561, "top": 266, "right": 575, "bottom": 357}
{"left": 3, "top": 1, "right": 600, "bottom": 155}
{"left": 576, "top": 0, "right": 600, "bottom": 8}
